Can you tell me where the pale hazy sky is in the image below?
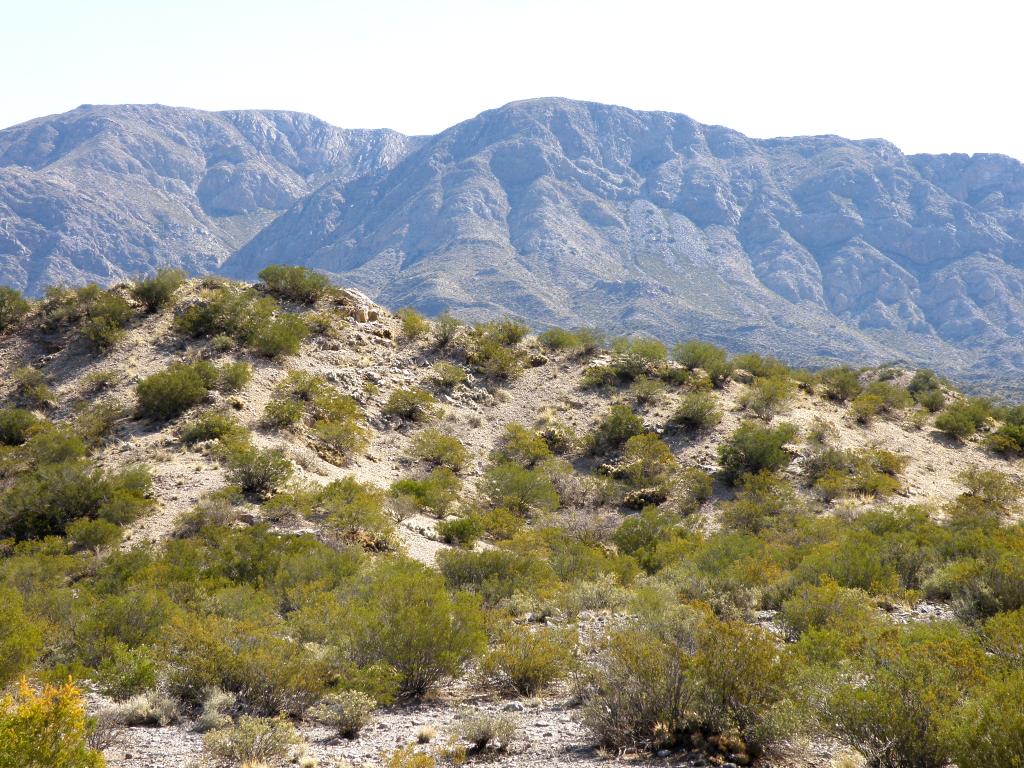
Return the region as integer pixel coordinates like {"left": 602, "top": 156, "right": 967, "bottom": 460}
{"left": 4, "top": 0, "right": 1022, "bottom": 159}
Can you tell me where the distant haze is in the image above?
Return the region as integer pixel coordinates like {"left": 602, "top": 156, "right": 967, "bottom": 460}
{"left": 4, "top": 0, "right": 1023, "bottom": 160}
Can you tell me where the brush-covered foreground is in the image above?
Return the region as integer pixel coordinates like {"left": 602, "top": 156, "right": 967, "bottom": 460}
{"left": 0, "top": 267, "right": 1023, "bottom": 768}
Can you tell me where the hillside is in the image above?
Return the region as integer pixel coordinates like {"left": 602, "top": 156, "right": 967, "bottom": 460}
{"left": 3, "top": 99, "right": 1024, "bottom": 392}
{"left": 1, "top": 269, "right": 1023, "bottom": 768}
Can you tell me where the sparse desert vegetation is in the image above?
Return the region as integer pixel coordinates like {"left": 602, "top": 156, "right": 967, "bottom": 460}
{"left": 0, "top": 268, "right": 1022, "bottom": 768}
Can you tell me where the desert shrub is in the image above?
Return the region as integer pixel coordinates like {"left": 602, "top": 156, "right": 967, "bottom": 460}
{"left": 0, "top": 461, "right": 151, "bottom": 540}
{"left": 480, "top": 624, "right": 576, "bottom": 696}
{"left": 438, "top": 548, "right": 554, "bottom": 606}
{"left": 935, "top": 398, "right": 992, "bottom": 441}
{"left": 579, "top": 622, "right": 697, "bottom": 751}
{"left": 81, "top": 290, "right": 134, "bottom": 350}
{"left": 0, "top": 407, "right": 37, "bottom": 445}
{"left": 677, "top": 467, "right": 714, "bottom": 514}
{"left": 740, "top": 375, "right": 795, "bottom": 421}
{"left": 988, "top": 421, "right": 1024, "bottom": 456}
{"left": 217, "top": 360, "right": 252, "bottom": 393}
{"left": 467, "top": 335, "right": 525, "bottom": 381}
{"left": 136, "top": 361, "right": 210, "bottom": 421}
{"left": 432, "top": 312, "right": 462, "bottom": 349}
{"left": 778, "top": 578, "right": 875, "bottom": 639}
{"left": 824, "top": 623, "right": 988, "bottom": 768}
{"left": 262, "top": 399, "right": 303, "bottom": 428}
{"left": 258, "top": 264, "right": 331, "bottom": 304}
{"left": 539, "top": 326, "right": 581, "bottom": 351}
{"left": 482, "top": 461, "right": 560, "bottom": 516}
{"left": 391, "top": 467, "right": 461, "bottom": 517}
{"left": 194, "top": 688, "right": 236, "bottom": 733}
{"left": 383, "top": 387, "right": 437, "bottom": 422}
{"left": 0, "top": 286, "right": 30, "bottom": 332}
{"left": 344, "top": 559, "right": 487, "bottom": 696}
{"left": 410, "top": 429, "right": 469, "bottom": 471}
{"left": 12, "top": 366, "right": 54, "bottom": 407}
{"left": 673, "top": 340, "right": 732, "bottom": 386}
{"left": 907, "top": 369, "right": 945, "bottom": 411}
{"left": 272, "top": 477, "right": 393, "bottom": 548}
{"left": 0, "top": 680, "right": 105, "bottom": 768}
{"left": 309, "top": 690, "right": 376, "bottom": 738}
{"left": 818, "top": 366, "right": 863, "bottom": 402}
{"left": 203, "top": 714, "right": 302, "bottom": 767}
{"left": 175, "top": 284, "right": 273, "bottom": 339}
{"left": 225, "top": 443, "right": 292, "bottom": 498}
{"left": 580, "top": 364, "right": 621, "bottom": 389}
{"left": 436, "top": 515, "right": 484, "bottom": 547}
{"left": 388, "top": 746, "right": 437, "bottom": 768}
{"left": 669, "top": 391, "right": 722, "bottom": 431}
{"left": 732, "top": 353, "right": 790, "bottom": 379}
{"left": 618, "top": 433, "right": 677, "bottom": 491}
{"left": 397, "top": 307, "right": 430, "bottom": 339}
{"left": 73, "top": 400, "right": 126, "bottom": 446}
{"left": 629, "top": 375, "right": 666, "bottom": 406}
{"left": 132, "top": 268, "right": 186, "bottom": 312}
{"left": 66, "top": 517, "right": 123, "bottom": 555}
{"left": 249, "top": 313, "right": 307, "bottom": 357}
{"left": 95, "top": 643, "right": 158, "bottom": 701}
{"left": 717, "top": 421, "right": 796, "bottom": 484}
{"left": 956, "top": 466, "right": 1019, "bottom": 515}
{"left": 849, "top": 393, "right": 884, "bottom": 424}
{"left": 859, "top": 380, "right": 913, "bottom": 418}
{"left": 536, "top": 417, "right": 577, "bottom": 454}
{"left": 588, "top": 404, "right": 645, "bottom": 454}
{"left": 613, "top": 506, "right": 677, "bottom": 562}
{"left": 944, "top": 670, "right": 1024, "bottom": 768}
{"left": 312, "top": 417, "right": 368, "bottom": 458}
{"left": 108, "top": 690, "right": 179, "bottom": 726}
{"left": 430, "top": 361, "right": 467, "bottom": 389}
{"left": 0, "top": 588, "right": 44, "bottom": 687}
{"left": 982, "top": 608, "right": 1024, "bottom": 662}
{"left": 720, "top": 471, "right": 802, "bottom": 533}
{"left": 808, "top": 447, "right": 907, "bottom": 499}
{"left": 181, "top": 410, "right": 244, "bottom": 445}
{"left": 456, "top": 709, "right": 519, "bottom": 753}
{"left": 610, "top": 337, "right": 668, "bottom": 378}
{"left": 491, "top": 422, "right": 552, "bottom": 468}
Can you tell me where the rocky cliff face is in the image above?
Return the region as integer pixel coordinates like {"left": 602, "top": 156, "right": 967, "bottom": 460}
{"left": 3, "top": 98, "right": 1024, "bottom": 389}
{"left": 0, "top": 105, "right": 417, "bottom": 293}
{"left": 226, "top": 98, "right": 1024, "bottom": 388}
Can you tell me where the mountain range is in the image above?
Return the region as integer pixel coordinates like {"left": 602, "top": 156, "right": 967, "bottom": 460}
{"left": 2, "top": 98, "right": 1023, "bottom": 391}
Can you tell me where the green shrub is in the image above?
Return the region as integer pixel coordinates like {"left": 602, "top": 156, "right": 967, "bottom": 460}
{"left": 677, "top": 467, "right": 714, "bottom": 514}
{"left": 430, "top": 361, "right": 467, "bottom": 389}
{"left": 491, "top": 422, "right": 552, "bottom": 468}
{"left": 66, "top": 517, "right": 122, "bottom": 554}
{"left": 778, "top": 578, "right": 875, "bottom": 639}
{"left": 0, "top": 588, "right": 44, "bottom": 687}
{"left": 935, "top": 398, "right": 992, "bottom": 441}
{"left": 588, "top": 404, "right": 645, "bottom": 454}
{"left": 945, "top": 670, "right": 1024, "bottom": 768}
{"left": 410, "top": 429, "right": 469, "bottom": 471}
{"left": 203, "top": 714, "right": 302, "bottom": 766}
{"left": 80, "top": 290, "right": 134, "bottom": 350}
{"left": 73, "top": 400, "right": 125, "bottom": 446}
{"left": 12, "top": 366, "right": 54, "bottom": 407}
{"left": 720, "top": 471, "right": 802, "bottom": 533}
{"left": 262, "top": 398, "right": 304, "bottom": 429}
{"left": 613, "top": 506, "right": 677, "bottom": 559}
{"left": 618, "top": 433, "right": 677, "bottom": 491}
{"left": 482, "top": 461, "right": 560, "bottom": 516}
{"left": 344, "top": 559, "right": 486, "bottom": 697}
{"left": 392, "top": 467, "right": 460, "bottom": 517}
{"left": 0, "top": 681, "right": 105, "bottom": 768}
{"left": 258, "top": 264, "right": 331, "bottom": 304}
{"left": 309, "top": 690, "right": 376, "bottom": 738}
{"left": 95, "top": 643, "right": 158, "bottom": 701}
{"left": 0, "top": 286, "right": 30, "bottom": 332}
{"left": 383, "top": 387, "right": 438, "bottom": 422}
{"left": 0, "top": 407, "right": 37, "bottom": 445}
{"left": 136, "top": 362, "right": 210, "bottom": 421}
{"left": 432, "top": 312, "right": 462, "bottom": 349}
{"left": 717, "top": 421, "right": 796, "bottom": 484}
{"left": 181, "top": 410, "right": 244, "bottom": 445}
{"left": 225, "top": 443, "right": 292, "bottom": 498}
{"left": 673, "top": 340, "right": 732, "bottom": 386}
{"left": 611, "top": 337, "right": 668, "bottom": 378}
{"left": 217, "top": 360, "right": 252, "bottom": 393}
{"left": 312, "top": 417, "right": 368, "bottom": 459}
{"left": 732, "top": 353, "right": 790, "bottom": 379}
{"left": 397, "top": 307, "right": 430, "bottom": 339}
{"left": 132, "top": 268, "right": 186, "bottom": 312}
{"left": 740, "top": 375, "right": 795, "bottom": 421}
{"left": 480, "top": 624, "right": 575, "bottom": 696}
{"left": 669, "top": 391, "right": 722, "bottom": 431}
{"left": 249, "top": 313, "right": 307, "bottom": 357}
{"left": 467, "top": 336, "right": 525, "bottom": 381}
{"left": 0, "top": 461, "right": 151, "bottom": 540}
{"left": 982, "top": 608, "right": 1024, "bottom": 662}
{"left": 818, "top": 366, "right": 863, "bottom": 402}
{"left": 436, "top": 515, "right": 483, "bottom": 547}
{"left": 908, "top": 369, "right": 945, "bottom": 411}
{"left": 629, "top": 375, "right": 666, "bottom": 406}
{"left": 987, "top": 422, "right": 1024, "bottom": 456}
{"left": 438, "top": 548, "right": 554, "bottom": 606}
{"left": 825, "top": 623, "right": 988, "bottom": 768}
{"left": 580, "top": 364, "right": 621, "bottom": 389}
{"left": 539, "top": 327, "right": 581, "bottom": 351}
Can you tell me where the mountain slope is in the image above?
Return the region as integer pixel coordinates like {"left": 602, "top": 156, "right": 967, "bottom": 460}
{"left": 226, "top": 98, "right": 1024, "bottom": 389}
{"left": 0, "top": 104, "right": 416, "bottom": 293}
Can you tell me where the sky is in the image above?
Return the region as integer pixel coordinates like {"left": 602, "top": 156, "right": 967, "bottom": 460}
{"left": 3, "top": 0, "right": 1022, "bottom": 159}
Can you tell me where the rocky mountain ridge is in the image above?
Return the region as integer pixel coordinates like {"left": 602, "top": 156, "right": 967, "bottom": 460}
{"left": 2, "top": 99, "right": 1023, "bottom": 392}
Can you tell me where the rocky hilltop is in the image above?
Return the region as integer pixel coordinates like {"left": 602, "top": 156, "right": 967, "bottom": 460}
{"left": 2, "top": 98, "right": 1024, "bottom": 391}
